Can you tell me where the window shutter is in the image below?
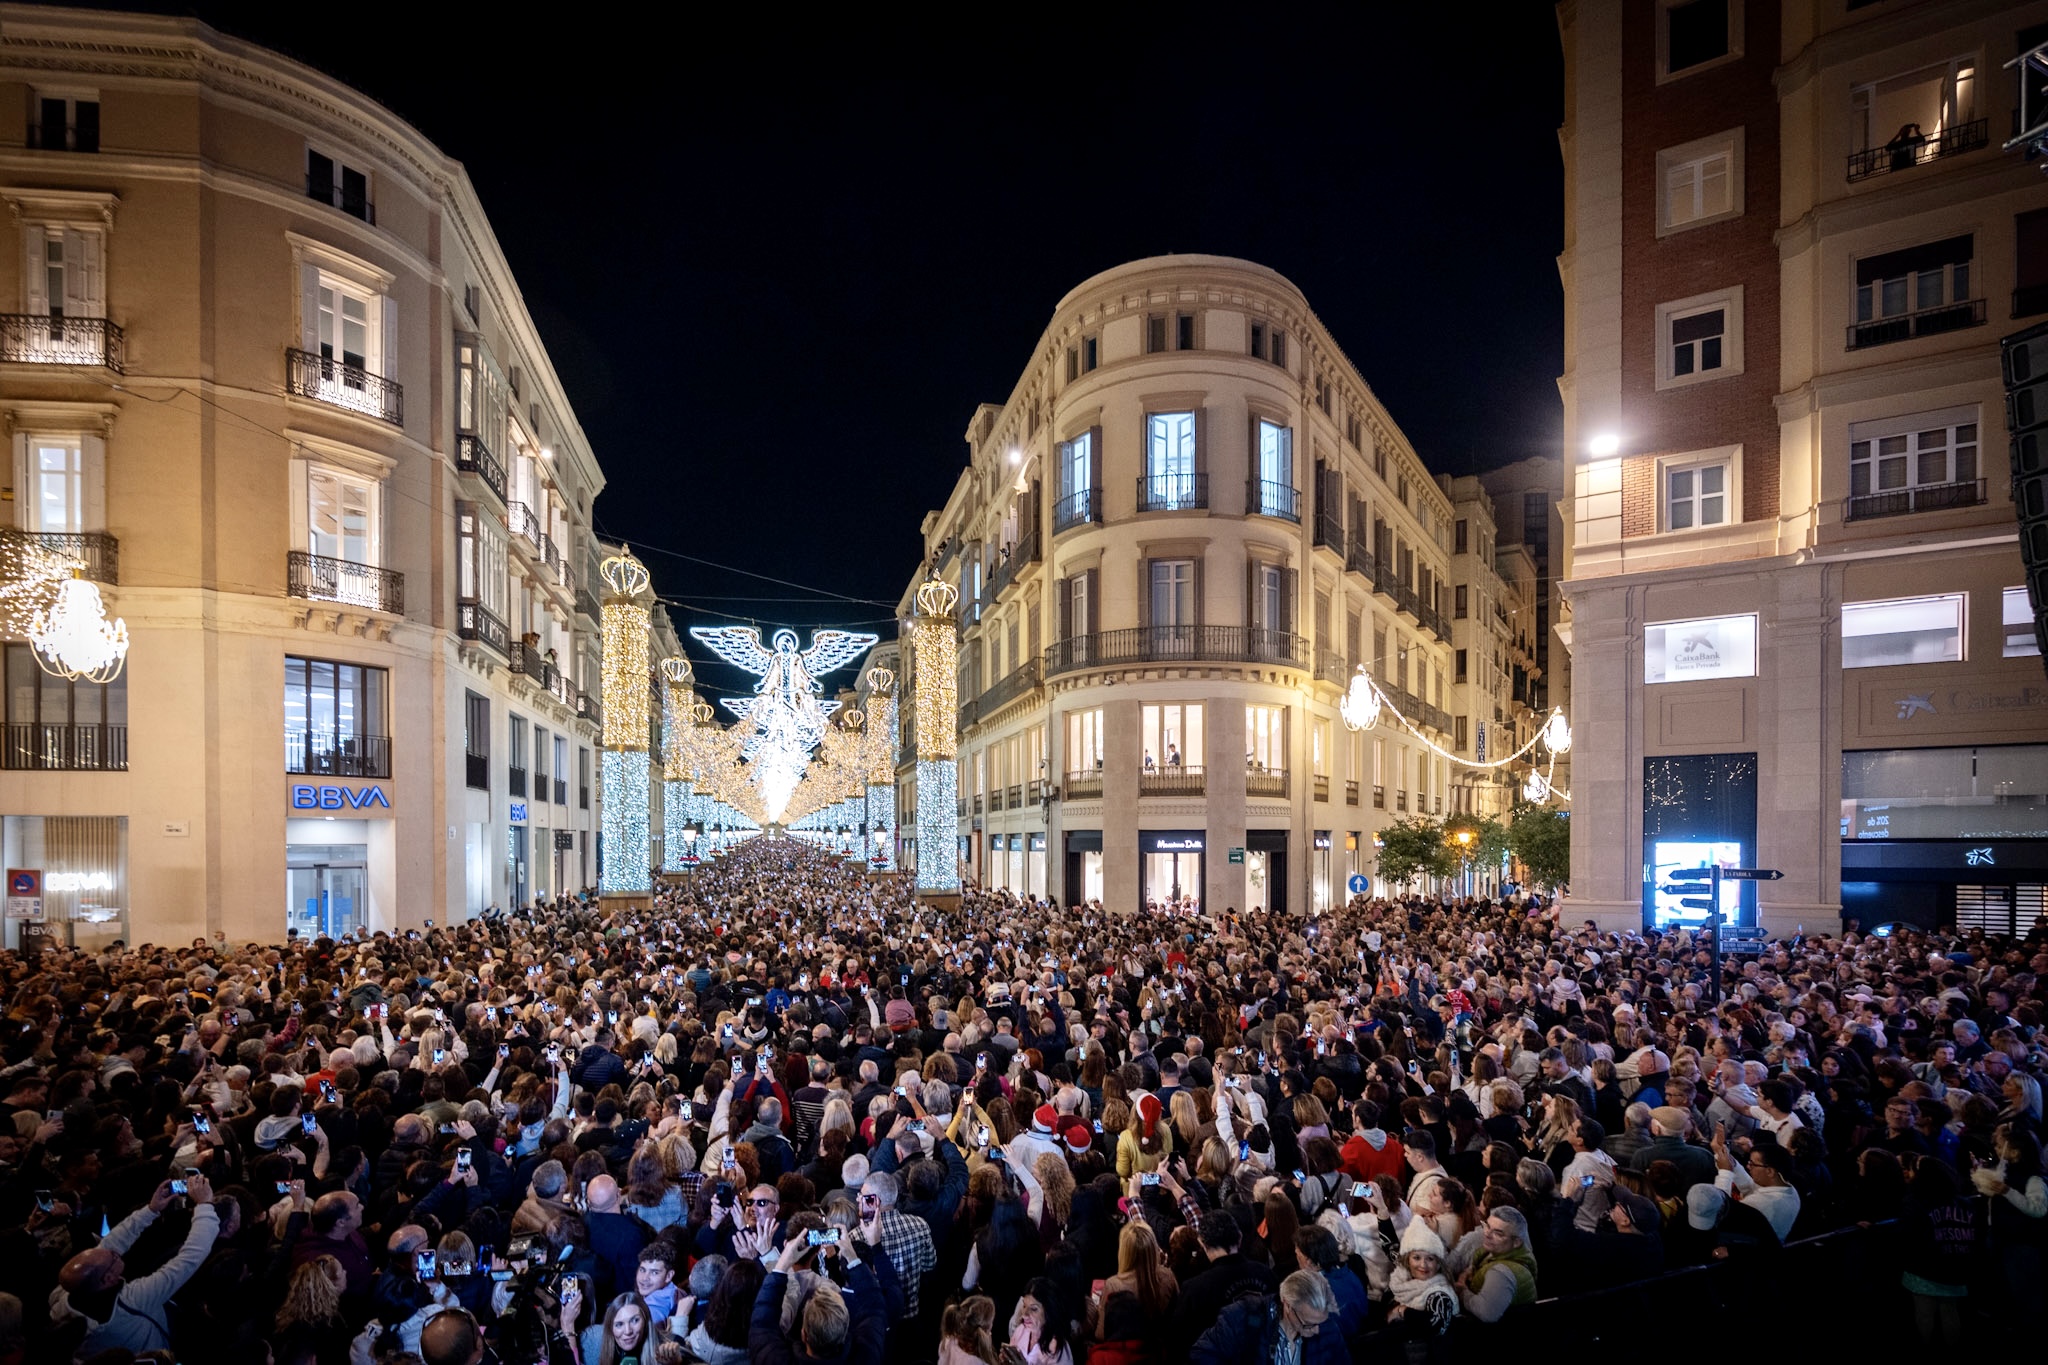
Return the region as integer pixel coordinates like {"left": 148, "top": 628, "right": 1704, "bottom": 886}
{"left": 82, "top": 433, "right": 106, "bottom": 532}
{"left": 380, "top": 292, "right": 398, "bottom": 381}
{"left": 1282, "top": 568, "right": 1298, "bottom": 637}
{"left": 1138, "top": 558, "right": 1152, "bottom": 632}
{"left": 288, "top": 456, "right": 309, "bottom": 553}
{"left": 1058, "top": 576, "right": 1073, "bottom": 641}
{"left": 1082, "top": 569, "right": 1098, "bottom": 634}
{"left": 1194, "top": 405, "right": 1209, "bottom": 484}
{"left": 1246, "top": 560, "right": 1259, "bottom": 630}
{"left": 11, "top": 432, "right": 28, "bottom": 531}
{"left": 1193, "top": 555, "right": 1205, "bottom": 626}
{"left": 299, "top": 262, "right": 321, "bottom": 353}
{"left": 1088, "top": 427, "right": 1103, "bottom": 511}
{"left": 24, "top": 230, "right": 48, "bottom": 316}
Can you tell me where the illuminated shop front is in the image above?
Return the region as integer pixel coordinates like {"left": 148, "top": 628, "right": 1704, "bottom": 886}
{"left": 1, "top": 816, "right": 127, "bottom": 950}
{"left": 285, "top": 778, "right": 396, "bottom": 938}
{"left": 1140, "top": 830, "right": 1203, "bottom": 911}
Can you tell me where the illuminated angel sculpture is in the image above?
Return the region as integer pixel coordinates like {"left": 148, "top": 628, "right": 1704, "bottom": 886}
{"left": 689, "top": 625, "right": 879, "bottom": 822}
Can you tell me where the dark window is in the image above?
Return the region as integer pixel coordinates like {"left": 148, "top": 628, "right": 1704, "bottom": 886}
{"left": 1065, "top": 347, "right": 1079, "bottom": 382}
{"left": 73, "top": 100, "right": 99, "bottom": 152}
{"left": 1667, "top": 0, "right": 1730, "bottom": 74}
{"left": 340, "top": 167, "right": 370, "bottom": 221}
{"left": 307, "top": 150, "right": 335, "bottom": 204}
{"left": 1671, "top": 308, "right": 1725, "bottom": 375}
{"left": 1177, "top": 313, "right": 1195, "bottom": 350}
{"left": 1082, "top": 337, "right": 1098, "bottom": 372}
{"left": 36, "top": 95, "right": 99, "bottom": 152}
{"left": 5, "top": 643, "right": 127, "bottom": 770}
{"left": 1455, "top": 585, "right": 1469, "bottom": 619}
{"left": 1146, "top": 316, "right": 1167, "bottom": 353}
{"left": 1272, "top": 330, "right": 1288, "bottom": 368}
{"left": 1455, "top": 649, "right": 1469, "bottom": 682}
{"left": 579, "top": 746, "right": 592, "bottom": 809}
{"left": 1250, "top": 322, "right": 1267, "bottom": 360}
{"left": 1455, "top": 519, "right": 1469, "bottom": 555}
{"left": 2019, "top": 209, "right": 2048, "bottom": 317}
{"left": 464, "top": 691, "right": 490, "bottom": 791}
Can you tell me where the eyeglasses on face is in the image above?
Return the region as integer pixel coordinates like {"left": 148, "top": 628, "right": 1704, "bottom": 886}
{"left": 747, "top": 1197, "right": 778, "bottom": 1207}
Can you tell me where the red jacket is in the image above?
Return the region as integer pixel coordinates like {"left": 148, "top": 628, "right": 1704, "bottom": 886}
{"left": 1339, "top": 1129, "right": 1406, "bottom": 1184}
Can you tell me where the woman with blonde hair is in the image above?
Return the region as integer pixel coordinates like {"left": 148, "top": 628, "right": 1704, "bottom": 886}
{"left": 624, "top": 1142, "right": 684, "bottom": 1231}
{"left": 1033, "top": 1152, "right": 1076, "bottom": 1246}
{"left": 274, "top": 1255, "right": 349, "bottom": 1365}
{"left": 1100, "top": 1219, "right": 1178, "bottom": 1346}
{"left": 938, "top": 1294, "right": 997, "bottom": 1365}
{"left": 1168, "top": 1090, "right": 1203, "bottom": 1154}
{"left": 1116, "top": 1094, "right": 1171, "bottom": 1179}
{"left": 1292, "top": 1094, "right": 1331, "bottom": 1142}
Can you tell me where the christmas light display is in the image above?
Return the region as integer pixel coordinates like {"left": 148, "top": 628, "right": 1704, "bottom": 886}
{"left": 29, "top": 570, "right": 128, "bottom": 683}
{"left": 688, "top": 624, "right": 878, "bottom": 824}
{"left": 599, "top": 551, "right": 652, "bottom": 896}
{"left": 910, "top": 577, "right": 959, "bottom": 893}
{"left": 1338, "top": 664, "right": 1572, "bottom": 803}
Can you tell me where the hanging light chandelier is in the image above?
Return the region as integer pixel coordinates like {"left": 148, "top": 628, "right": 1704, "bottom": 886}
{"left": 1542, "top": 710, "right": 1572, "bottom": 754}
{"left": 1338, "top": 665, "right": 1382, "bottom": 732}
{"left": 1523, "top": 770, "right": 1551, "bottom": 802}
{"left": 30, "top": 570, "right": 128, "bottom": 683}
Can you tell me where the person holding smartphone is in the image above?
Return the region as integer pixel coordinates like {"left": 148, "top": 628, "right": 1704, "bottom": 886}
{"left": 52, "top": 1173, "right": 220, "bottom": 1358}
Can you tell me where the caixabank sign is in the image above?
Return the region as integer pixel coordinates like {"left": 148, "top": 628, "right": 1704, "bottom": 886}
{"left": 289, "top": 783, "right": 392, "bottom": 812}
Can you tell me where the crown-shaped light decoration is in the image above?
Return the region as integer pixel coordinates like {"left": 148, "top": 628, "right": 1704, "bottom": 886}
{"left": 690, "top": 700, "right": 715, "bottom": 726}
{"left": 600, "top": 551, "right": 650, "bottom": 600}
{"left": 914, "top": 576, "right": 959, "bottom": 618}
{"left": 841, "top": 707, "right": 865, "bottom": 732}
{"left": 659, "top": 655, "right": 692, "bottom": 685}
{"left": 1542, "top": 711, "right": 1573, "bottom": 754}
{"left": 30, "top": 570, "right": 128, "bottom": 683}
{"left": 1338, "top": 666, "right": 1382, "bottom": 733}
{"left": 866, "top": 665, "right": 894, "bottom": 695}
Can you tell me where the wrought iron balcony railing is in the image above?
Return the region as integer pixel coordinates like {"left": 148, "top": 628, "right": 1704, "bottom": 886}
{"left": 288, "top": 551, "right": 403, "bottom": 614}
{"left": 286, "top": 348, "right": 403, "bottom": 426}
{"left": 1314, "top": 505, "right": 1346, "bottom": 553}
{"left": 465, "top": 752, "right": 489, "bottom": 791}
{"left": 508, "top": 764, "right": 527, "bottom": 798}
{"left": 1845, "top": 118, "right": 1987, "bottom": 182}
{"left": 1, "top": 529, "right": 118, "bottom": 584}
{"left": 1346, "top": 539, "right": 1377, "bottom": 580}
{"left": 457, "top": 599, "right": 509, "bottom": 654}
{"left": 4, "top": 723, "right": 126, "bottom": 771}
{"left": 1250, "top": 480, "right": 1301, "bottom": 522}
{"left": 575, "top": 585, "right": 600, "bottom": 620}
{"left": 285, "top": 730, "right": 391, "bottom": 779}
{"left": 1315, "top": 647, "right": 1348, "bottom": 685}
{"left": 1844, "top": 478, "right": 1986, "bottom": 523}
{"left": 1044, "top": 624, "right": 1306, "bottom": 676}
{"left": 306, "top": 170, "right": 376, "bottom": 223}
{"left": 1346, "top": 779, "right": 1360, "bottom": 805}
{"left": 576, "top": 691, "right": 601, "bottom": 727}
{"left": 509, "top": 639, "right": 555, "bottom": 689}
{"left": 1847, "top": 298, "right": 1985, "bottom": 350}
{"left": 509, "top": 501, "right": 544, "bottom": 554}
{"left": 0, "top": 314, "right": 124, "bottom": 371}
{"left": 1064, "top": 769, "right": 1104, "bottom": 799}
{"left": 976, "top": 658, "right": 1043, "bottom": 716}
{"left": 1053, "top": 488, "right": 1099, "bottom": 532}
{"left": 456, "top": 434, "right": 507, "bottom": 503}
{"left": 1139, "top": 764, "right": 1205, "bottom": 796}
{"left": 1137, "top": 472, "right": 1207, "bottom": 512}
{"left": 988, "top": 528, "right": 1041, "bottom": 600}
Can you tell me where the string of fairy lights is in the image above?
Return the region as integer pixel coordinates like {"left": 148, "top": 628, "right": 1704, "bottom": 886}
{"left": 1338, "top": 665, "right": 1572, "bottom": 804}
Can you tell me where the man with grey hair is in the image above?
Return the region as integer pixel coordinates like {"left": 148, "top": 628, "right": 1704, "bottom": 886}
{"left": 858, "top": 1167, "right": 935, "bottom": 1318}
{"left": 1605, "top": 1101, "right": 1655, "bottom": 1166}
{"left": 1191, "top": 1268, "right": 1343, "bottom": 1364}
{"left": 1453, "top": 1206, "right": 1537, "bottom": 1322}
{"left": 741, "top": 1096, "right": 796, "bottom": 1182}
{"left": 512, "top": 1159, "right": 573, "bottom": 1235}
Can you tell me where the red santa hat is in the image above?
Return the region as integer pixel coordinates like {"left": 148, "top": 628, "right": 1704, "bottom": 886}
{"left": 1137, "top": 1092, "right": 1162, "bottom": 1141}
{"left": 1032, "top": 1104, "right": 1058, "bottom": 1135}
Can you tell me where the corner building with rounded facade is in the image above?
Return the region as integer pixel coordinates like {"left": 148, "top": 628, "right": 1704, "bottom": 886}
{"left": 912, "top": 256, "right": 1506, "bottom": 915}
{"left": 0, "top": 7, "right": 609, "bottom": 947}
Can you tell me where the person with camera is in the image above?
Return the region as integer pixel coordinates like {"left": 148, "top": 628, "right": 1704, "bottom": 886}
{"left": 49, "top": 1172, "right": 219, "bottom": 1359}
{"left": 748, "top": 1227, "right": 888, "bottom": 1365}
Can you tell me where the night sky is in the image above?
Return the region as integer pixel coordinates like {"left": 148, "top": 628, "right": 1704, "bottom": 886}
{"left": 115, "top": 3, "right": 1566, "bottom": 700}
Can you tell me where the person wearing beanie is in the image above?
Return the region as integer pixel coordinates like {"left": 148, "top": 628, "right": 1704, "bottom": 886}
{"left": 1116, "top": 1093, "right": 1172, "bottom": 1179}
{"left": 1383, "top": 1218, "right": 1458, "bottom": 1337}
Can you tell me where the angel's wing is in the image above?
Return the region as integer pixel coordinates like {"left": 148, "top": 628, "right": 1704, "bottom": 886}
{"left": 800, "top": 629, "right": 881, "bottom": 681}
{"left": 690, "top": 625, "right": 776, "bottom": 676}
{"left": 717, "top": 697, "right": 756, "bottom": 722}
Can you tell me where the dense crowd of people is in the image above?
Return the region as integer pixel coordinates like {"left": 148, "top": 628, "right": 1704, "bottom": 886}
{"left": 0, "top": 835, "right": 2043, "bottom": 1365}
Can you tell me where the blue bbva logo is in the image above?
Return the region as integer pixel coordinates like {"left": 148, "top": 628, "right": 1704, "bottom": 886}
{"left": 291, "top": 784, "right": 391, "bottom": 810}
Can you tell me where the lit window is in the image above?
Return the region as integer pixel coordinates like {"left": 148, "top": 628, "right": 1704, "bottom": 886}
{"left": 1842, "top": 594, "right": 1965, "bottom": 669}
{"left": 1644, "top": 613, "right": 1758, "bottom": 684}
{"left": 1246, "top": 704, "right": 1286, "bottom": 774}
{"left": 2005, "top": 587, "right": 2041, "bottom": 658}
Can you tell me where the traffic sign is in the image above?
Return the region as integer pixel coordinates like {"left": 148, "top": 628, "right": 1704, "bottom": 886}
{"left": 1663, "top": 867, "right": 1717, "bottom": 912}
{"left": 1720, "top": 868, "right": 1784, "bottom": 881}
{"left": 1228, "top": 847, "right": 1245, "bottom": 865}
{"left": 1347, "top": 873, "right": 1369, "bottom": 895}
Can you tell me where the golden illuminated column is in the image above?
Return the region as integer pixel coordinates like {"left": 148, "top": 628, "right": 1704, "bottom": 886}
{"left": 864, "top": 665, "right": 897, "bottom": 868}
{"left": 659, "top": 655, "right": 694, "bottom": 871}
{"left": 911, "top": 577, "right": 959, "bottom": 893}
{"left": 599, "top": 552, "right": 652, "bottom": 898}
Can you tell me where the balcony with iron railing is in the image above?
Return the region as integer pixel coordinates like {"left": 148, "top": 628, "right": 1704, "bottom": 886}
{"left": 1314, "top": 503, "right": 1346, "bottom": 554}
{"left": 1, "top": 314, "right": 124, "bottom": 371}
{"left": 1844, "top": 477, "right": 1986, "bottom": 523}
{"left": 1006, "top": 784, "right": 1023, "bottom": 809}
{"left": 554, "top": 777, "right": 569, "bottom": 805}
{"left": 1053, "top": 488, "right": 1100, "bottom": 533}
{"left": 987, "top": 528, "right": 1041, "bottom": 600}
{"left": 972, "top": 793, "right": 984, "bottom": 815}
{"left": 457, "top": 600, "right": 509, "bottom": 655}
{"left": 288, "top": 551, "right": 403, "bottom": 614}
{"left": 284, "top": 730, "right": 391, "bottom": 779}
{"left": 1346, "top": 539, "right": 1377, "bottom": 581}
{"left": 508, "top": 501, "right": 544, "bottom": 555}
{"left": 1373, "top": 784, "right": 1385, "bottom": 808}
{"left": 957, "top": 695, "right": 981, "bottom": 730}
{"left": 4, "top": 723, "right": 126, "bottom": 771}
{"left": 1846, "top": 297, "right": 1985, "bottom": 350}
{"left": 306, "top": 169, "right": 376, "bottom": 223}
{"left": 286, "top": 348, "right": 402, "bottom": 426}
{"left": 1065, "top": 768, "right": 1104, "bottom": 799}
{"left": 456, "top": 434, "right": 507, "bottom": 503}
{"left": 1250, "top": 480, "right": 1301, "bottom": 522}
{"left": 509, "top": 640, "right": 555, "bottom": 690}
{"left": 1027, "top": 778, "right": 1045, "bottom": 804}
{"left": 1314, "top": 773, "right": 1330, "bottom": 801}
{"left": 1044, "top": 624, "right": 1306, "bottom": 676}
{"left": 575, "top": 585, "right": 600, "bottom": 620}
{"left": 576, "top": 691, "right": 601, "bottom": 727}
{"left": 1246, "top": 766, "right": 1289, "bottom": 797}
{"left": 1346, "top": 779, "right": 1360, "bottom": 805}
{"left": 1315, "top": 647, "right": 1348, "bottom": 686}
{"left": 1139, "top": 764, "right": 1205, "bottom": 796}
{"left": 976, "top": 659, "right": 1043, "bottom": 717}
{"left": 540, "top": 534, "right": 566, "bottom": 585}
{"left": 0, "top": 529, "right": 118, "bottom": 583}
{"left": 465, "top": 752, "right": 489, "bottom": 790}
{"left": 508, "top": 764, "right": 527, "bottom": 798}
{"left": 1137, "top": 472, "right": 1207, "bottom": 513}
{"left": 1845, "top": 117, "right": 1987, "bottom": 182}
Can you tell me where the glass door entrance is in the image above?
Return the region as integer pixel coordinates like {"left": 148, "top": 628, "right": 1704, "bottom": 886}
{"left": 287, "top": 843, "right": 368, "bottom": 938}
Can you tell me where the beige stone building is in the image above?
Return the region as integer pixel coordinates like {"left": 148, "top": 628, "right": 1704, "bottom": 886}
{"left": 1558, "top": 0, "right": 2048, "bottom": 936}
{"left": 902, "top": 255, "right": 1535, "bottom": 913}
{"left": 0, "top": 6, "right": 610, "bottom": 947}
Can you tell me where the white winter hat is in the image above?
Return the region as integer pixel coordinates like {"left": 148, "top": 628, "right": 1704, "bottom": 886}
{"left": 1398, "top": 1219, "right": 1447, "bottom": 1260}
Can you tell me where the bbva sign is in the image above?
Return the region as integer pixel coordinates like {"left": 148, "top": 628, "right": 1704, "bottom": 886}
{"left": 290, "top": 784, "right": 392, "bottom": 811}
